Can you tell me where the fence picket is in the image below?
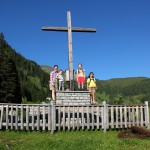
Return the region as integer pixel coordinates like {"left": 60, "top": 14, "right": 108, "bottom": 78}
{"left": 124, "top": 106, "right": 127, "bottom": 128}
{"left": 92, "top": 106, "right": 94, "bottom": 129}
{"left": 58, "top": 106, "right": 61, "bottom": 131}
{"left": 21, "top": 105, "right": 23, "bottom": 130}
{"left": 67, "top": 106, "right": 70, "bottom": 130}
{"left": 63, "top": 106, "right": 65, "bottom": 131}
{"left": 132, "top": 107, "right": 135, "bottom": 126}
{"left": 10, "top": 105, "right": 13, "bottom": 129}
{"left": 116, "top": 106, "right": 118, "bottom": 128}
{"left": 111, "top": 106, "right": 114, "bottom": 129}
{"left": 48, "top": 105, "right": 51, "bottom": 131}
{"left": 6, "top": 105, "right": 8, "bottom": 129}
{"left": 73, "top": 106, "right": 75, "bottom": 130}
{"left": 87, "top": 106, "right": 90, "bottom": 130}
{"left": 103, "top": 101, "right": 106, "bottom": 132}
{"left": 0, "top": 106, "right": 4, "bottom": 129}
{"left": 15, "top": 105, "right": 18, "bottom": 130}
{"left": 96, "top": 106, "right": 99, "bottom": 129}
{"left": 31, "top": 106, "right": 34, "bottom": 130}
{"left": 43, "top": 106, "right": 46, "bottom": 131}
{"left": 101, "top": 104, "right": 104, "bottom": 129}
{"left": 26, "top": 105, "right": 29, "bottom": 130}
{"left": 128, "top": 106, "right": 131, "bottom": 128}
{"left": 82, "top": 106, "right": 84, "bottom": 130}
{"left": 120, "top": 106, "right": 123, "bottom": 128}
{"left": 140, "top": 106, "right": 143, "bottom": 127}
{"left": 77, "top": 106, "right": 79, "bottom": 130}
{"left": 106, "top": 105, "right": 109, "bottom": 129}
{"left": 136, "top": 106, "right": 139, "bottom": 126}
{"left": 51, "top": 101, "right": 55, "bottom": 134}
{"left": 37, "top": 106, "right": 40, "bottom": 130}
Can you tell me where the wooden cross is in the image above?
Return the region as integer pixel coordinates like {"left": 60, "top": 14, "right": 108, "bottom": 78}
{"left": 42, "top": 11, "right": 96, "bottom": 90}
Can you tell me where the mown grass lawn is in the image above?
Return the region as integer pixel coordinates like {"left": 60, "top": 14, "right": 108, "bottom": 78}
{"left": 0, "top": 130, "right": 150, "bottom": 150}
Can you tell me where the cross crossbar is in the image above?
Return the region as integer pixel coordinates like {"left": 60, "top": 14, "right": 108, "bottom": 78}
{"left": 42, "top": 27, "right": 96, "bottom": 32}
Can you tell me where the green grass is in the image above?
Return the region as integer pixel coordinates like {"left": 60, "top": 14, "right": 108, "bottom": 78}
{"left": 0, "top": 130, "right": 150, "bottom": 150}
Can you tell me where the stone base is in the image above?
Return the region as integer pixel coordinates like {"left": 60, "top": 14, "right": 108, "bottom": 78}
{"left": 56, "top": 91, "right": 91, "bottom": 105}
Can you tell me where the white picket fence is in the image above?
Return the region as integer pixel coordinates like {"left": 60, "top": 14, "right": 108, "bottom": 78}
{"left": 0, "top": 101, "right": 149, "bottom": 133}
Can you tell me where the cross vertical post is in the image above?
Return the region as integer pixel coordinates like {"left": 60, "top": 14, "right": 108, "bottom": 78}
{"left": 67, "top": 11, "right": 74, "bottom": 90}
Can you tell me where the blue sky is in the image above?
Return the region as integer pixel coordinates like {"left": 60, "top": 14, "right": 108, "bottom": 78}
{"left": 0, "top": 0, "right": 150, "bottom": 80}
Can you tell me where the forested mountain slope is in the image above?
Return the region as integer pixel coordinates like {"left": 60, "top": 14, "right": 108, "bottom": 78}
{"left": 96, "top": 77, "right": 150, "bottom": 105}
{"left": 0, "top": 33, "right": 49, "bottom": 103}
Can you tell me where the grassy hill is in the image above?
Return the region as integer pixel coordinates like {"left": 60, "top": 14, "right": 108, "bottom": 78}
{"left": 103, "top": 77, "right": 147, "bottom": 87}
{"left": 96, "top": 77, "right": 150, "bottom": 105}
{"left": 41, "top": 65, "right": 53, "bottom": 75}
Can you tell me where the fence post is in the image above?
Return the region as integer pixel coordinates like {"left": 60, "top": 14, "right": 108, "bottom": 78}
{"left": 51, "top": 100, "right": 55, "bottom": 134}
{"left": 145, "top": 101, "right": 150, "bottom": 129}
{"left": 0, "top": 105, "right": 4, "bottom": 129}
{"left": 103, "top": 101, "right": 107, "bottom": 132}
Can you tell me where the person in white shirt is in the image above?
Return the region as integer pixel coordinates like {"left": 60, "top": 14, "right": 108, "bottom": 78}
{"left": 58, "top": 70, "right": 64, "bottom": 91}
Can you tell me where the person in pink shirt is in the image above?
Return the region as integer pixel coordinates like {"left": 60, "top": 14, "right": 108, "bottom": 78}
{"left": 49, "top": 65, "right": 58, "bottom": 100}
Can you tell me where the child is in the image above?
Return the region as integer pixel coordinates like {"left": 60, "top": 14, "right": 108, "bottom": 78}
{"left": 87, "top": 72, "right": 97, "bottom": 104}
{"left": 76, "top": 63, "right": 85, "bottom": 90}
{"left": 55, "top": 71, "right": 59, "bottom": 90}
{"left": 58, "top": 70, "right": 64, "bottom": 91}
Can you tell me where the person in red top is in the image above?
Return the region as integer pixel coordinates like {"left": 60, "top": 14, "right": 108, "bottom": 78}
{"left": 76, "top": 63, "right": 85, "bottom": 90}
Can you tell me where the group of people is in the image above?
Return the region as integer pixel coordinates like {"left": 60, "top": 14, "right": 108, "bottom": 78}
{"left": 49, "top": 64, "right": 97, "bottom": 104}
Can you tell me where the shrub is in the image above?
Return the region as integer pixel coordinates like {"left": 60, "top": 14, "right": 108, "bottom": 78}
{"left": 118, "top": 126, "right": 150, "bottom": 139}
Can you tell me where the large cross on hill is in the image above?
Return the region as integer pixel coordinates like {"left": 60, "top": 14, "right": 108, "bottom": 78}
{"left": 42, "top": 11, "right": 96, "bottom": 90}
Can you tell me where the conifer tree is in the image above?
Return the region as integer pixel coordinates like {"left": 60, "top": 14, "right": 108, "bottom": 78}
{"left": 0, "top": 33, "right": 22, "bottom": 103}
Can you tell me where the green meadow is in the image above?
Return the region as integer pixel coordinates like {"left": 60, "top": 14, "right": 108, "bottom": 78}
{"left": 0, "top": 130, "right": 150, "bottom": 150}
